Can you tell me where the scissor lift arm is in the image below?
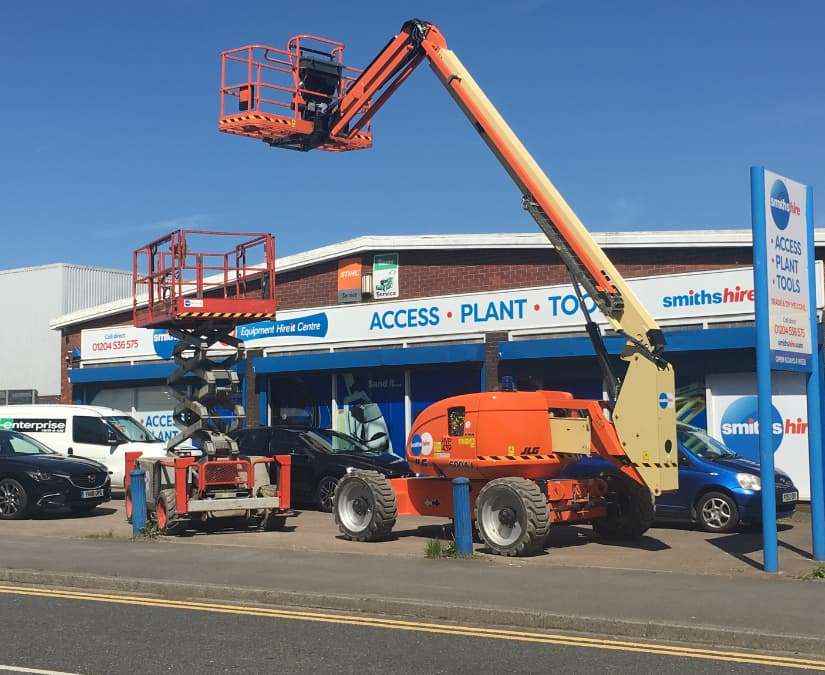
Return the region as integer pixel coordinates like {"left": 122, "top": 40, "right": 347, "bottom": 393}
{"left": 312, "top": 19, "right": 677, "bottom": 493}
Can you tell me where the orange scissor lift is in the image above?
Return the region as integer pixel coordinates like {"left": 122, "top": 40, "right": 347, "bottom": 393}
{"left": 125, "top": 230, "right": 294, "bottom": 533}
{"left": 219, "top": 21, "right": 679, "bottom": 556}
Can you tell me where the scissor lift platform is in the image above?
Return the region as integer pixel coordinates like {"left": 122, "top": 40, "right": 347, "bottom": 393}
{"left": 132, "top": 229, "right": 276, "bottom": 329}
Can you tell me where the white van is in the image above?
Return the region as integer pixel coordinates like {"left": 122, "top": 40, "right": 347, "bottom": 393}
{"left": 0, "top": 405, "right": 168, "bottom": 487}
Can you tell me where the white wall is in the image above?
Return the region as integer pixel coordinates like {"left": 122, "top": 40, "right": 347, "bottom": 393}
{"left": 0, "top": 265, "right": 63, "bottom": 396}
{"left": 0, "top": 264, "right": 131, "bottom": 397}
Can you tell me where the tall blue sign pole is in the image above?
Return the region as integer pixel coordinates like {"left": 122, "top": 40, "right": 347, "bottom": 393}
{"left": 806, "top": 187, "right": 825, "bottom": 561}
{"left": 751, "top": 167, "right": 825, "bottom": 573}
{"left": 751, "top": 166, "right": 779, "bottom": 573}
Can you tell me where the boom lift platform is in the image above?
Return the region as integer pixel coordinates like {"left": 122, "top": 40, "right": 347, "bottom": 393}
{"left": 220, "top": 20, "right": 678, "bottom": 555}
{"left": 125, "top": 230, "right": 293, "bottom": 533}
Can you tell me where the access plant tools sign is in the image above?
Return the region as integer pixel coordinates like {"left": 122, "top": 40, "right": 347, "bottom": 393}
{"left": 761, "top": 170, "right": 812, "bottom": 370}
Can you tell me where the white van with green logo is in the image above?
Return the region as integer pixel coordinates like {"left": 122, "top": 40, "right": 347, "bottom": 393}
{"left": 0, "top": 405, "right": 168, "bottom": 487}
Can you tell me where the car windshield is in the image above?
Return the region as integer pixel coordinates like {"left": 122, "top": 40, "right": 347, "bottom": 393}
{"left": 298, "top": 429, "right": 372, "bottom": 455}
{"left": 0, "top": 431, "right": 57, "bottom": 456}
{"left": 105, "top": 416, "right": 159, "bottom": 443}
{"left": 678, "top": 424, "right": 737, "bottom": 460}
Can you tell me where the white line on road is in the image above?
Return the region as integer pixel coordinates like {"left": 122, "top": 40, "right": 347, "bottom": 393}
{"left": 0, "top": 665, "right": 82, "bottom": 675}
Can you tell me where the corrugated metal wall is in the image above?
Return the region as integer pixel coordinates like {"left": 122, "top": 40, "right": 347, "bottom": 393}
{"left": 61, "top": 265, "right": 131, "bottom": 314}
{"left": 0, "top": 264, "right": 132, "bottom": 396}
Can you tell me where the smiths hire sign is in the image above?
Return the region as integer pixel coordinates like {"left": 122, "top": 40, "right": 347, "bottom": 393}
{"left": 761, "top": 170, "right": 812, "bottom": 370}
{"left": 82, "top": 264, "right": 824, "bottom": 362}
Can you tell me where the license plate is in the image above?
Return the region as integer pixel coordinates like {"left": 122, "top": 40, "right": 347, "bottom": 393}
{"left": 782, "top": 491, "right": 798, "bottom": 503}
{"left": 81, "top": 488, "right": 105, "bottom": 499}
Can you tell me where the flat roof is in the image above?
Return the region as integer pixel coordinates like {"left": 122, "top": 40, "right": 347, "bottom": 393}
{"left": 49, "top": 228, "right": 825, "bottom": 330}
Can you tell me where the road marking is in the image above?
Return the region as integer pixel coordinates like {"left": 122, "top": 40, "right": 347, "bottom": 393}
{"left": 0, "top": 665, "right": 82, "bottom": 675}
{"left": 0, "top": 584, "right": 822, "bottom": 670}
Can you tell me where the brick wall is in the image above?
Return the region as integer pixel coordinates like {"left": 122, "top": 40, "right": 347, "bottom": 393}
{"left": 58, "top": 244, "right": 764, "bottom": 404}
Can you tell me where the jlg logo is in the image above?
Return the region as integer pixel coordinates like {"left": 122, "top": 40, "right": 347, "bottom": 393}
{"left": 521, "top": 446, "right": 540, "bottom": 456}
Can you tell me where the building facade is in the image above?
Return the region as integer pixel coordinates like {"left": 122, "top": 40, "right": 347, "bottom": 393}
{"left": 1, "top": 263, "right": 131, "bottom": 402}
{"left": 51, "top": 231, "right": 825, "bottom": 498}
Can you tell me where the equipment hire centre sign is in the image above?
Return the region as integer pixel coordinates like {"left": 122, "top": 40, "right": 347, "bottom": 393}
{"left": 761, "top": 169, "right": 812, "bottom": 371}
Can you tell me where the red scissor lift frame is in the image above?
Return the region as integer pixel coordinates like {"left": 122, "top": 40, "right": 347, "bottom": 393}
{"left": 133, "top": 229, "right": 277, "bottom": 328}
{"left": 127, "top": 230, "right": 293, "bottom": 533}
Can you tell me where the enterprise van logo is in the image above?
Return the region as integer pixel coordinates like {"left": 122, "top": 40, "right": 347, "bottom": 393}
{"left": 662, "top": 285, "right": 754, "bottom": 309}
{"left": 0, "top": 418, "right": 67, "bottom": 433}
{"left": 720, "top": 396, "right": 806, "bottom": 455}
{"left": 769, "top": 179, "right": 800, "bottom": 230}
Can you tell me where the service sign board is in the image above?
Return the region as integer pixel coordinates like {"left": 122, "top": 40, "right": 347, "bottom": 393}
{"left": 81, "top": 264, "right": 824, "bottom": 362}
{"left": 707, "top": 372, "right": 811, "bottom": 500}
{"left": 761, "top": 169, "right": 812, "bottom": 370}
{"left": 373, "top": 253, "right": 399, "bottom": 299}
{"left": 337, "top": 257, "right": 362, "bottom": 304}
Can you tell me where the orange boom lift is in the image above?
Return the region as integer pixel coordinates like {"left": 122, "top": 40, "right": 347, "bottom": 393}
{"left": 219, "top": 20, "right": 678, "bottom": 555}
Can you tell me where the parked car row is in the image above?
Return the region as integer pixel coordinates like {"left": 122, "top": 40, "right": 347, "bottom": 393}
{"left": 0, "top": 404, "right": 800, "bottom": 531}
{"left": 231, "top": 425, "right": 409, "bottom": 511}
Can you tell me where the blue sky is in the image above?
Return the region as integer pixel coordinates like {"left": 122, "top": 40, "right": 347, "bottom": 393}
{"left": 1, "top": 1, "right": 823, "bottom": 269}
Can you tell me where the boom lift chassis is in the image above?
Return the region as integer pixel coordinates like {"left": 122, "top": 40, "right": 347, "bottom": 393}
{"left": 125, "top": 230, "right": 294, "bottom": 533}
{"left": 219, "top": 21, "right": 678, "bottom": 555}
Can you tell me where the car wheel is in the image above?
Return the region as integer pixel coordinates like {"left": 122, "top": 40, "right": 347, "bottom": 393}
{"left": 696, "top": 491, "right": 740, "bottom": 533}
{"left": 0, "top": 478, "right": 29, "bottom": 520}
{"left": 315, "top": 476, "right": 339, "bottom": 513}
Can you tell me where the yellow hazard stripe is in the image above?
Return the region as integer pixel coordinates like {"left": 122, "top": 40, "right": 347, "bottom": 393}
{"left": 175, "top": 311, "right": 274, "bottom": 319}
{"left": 477, "top": 454, "right": 554, "bottom": 462}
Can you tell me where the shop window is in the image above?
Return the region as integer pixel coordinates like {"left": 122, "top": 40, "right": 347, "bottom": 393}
{"left": 89, "top": 387, "right": 135, "bottom": 412}
{"left": 270, "top": 375, "right": 332, "bottom": 428}
{"left": 410, "top": 366, "right": 480, "bottom": 424}
{"left": 448, "top": 407, "right": 465, "bottom": 437}
{"left": 136, "top": 385, "right": 180, "bottom": 411}
{"left": 336, "top": 369, "right": 404, "bottom": 456}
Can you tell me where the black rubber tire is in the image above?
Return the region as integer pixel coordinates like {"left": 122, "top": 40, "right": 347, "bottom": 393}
{"left": 156, "top": 489, "right": 185, "bottom": 535}
{"left": 333, "top": 470, "right": 397, "bottom": 542}
{"left": 0, "top": 478, "right": 29, "bottom": 520}
{"left": 592, "top": 473, "right": 654, "bottom": 540}
{"left": 695, "top": 491, "right": 740, "bottom": 534}
{"left": 69, "top": 504, "right": 98, "bottom": 516}
{"left": 474, "top": 477, "right": 549, "bottom": 557}
{"left": 315, "top": 475, "right": 339, "bottom": 513}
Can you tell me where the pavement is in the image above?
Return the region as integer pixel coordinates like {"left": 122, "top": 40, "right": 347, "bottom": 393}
{"left": 2, "top": 498, "right": 819, "bottom": 578}
{"left": 0, "top": 591, "right": 811, "bottom": 674}
{"left": 1, "top": 498, "right": 824, "bottom": 658}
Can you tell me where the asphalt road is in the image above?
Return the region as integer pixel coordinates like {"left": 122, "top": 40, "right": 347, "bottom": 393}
{"left": 0, "top": 589, "right": 816, "bottom": 674}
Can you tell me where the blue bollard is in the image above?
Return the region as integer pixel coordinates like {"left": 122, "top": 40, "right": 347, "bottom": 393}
{"left": 130, "top": 467, "right": 147, "bottom": 536}
{"left": 452, "top": 477, "right": 473, "bottom": 557}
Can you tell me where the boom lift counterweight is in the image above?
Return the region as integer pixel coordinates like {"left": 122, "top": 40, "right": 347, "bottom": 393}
{"left": 220, "top": 20, "right": 678, "bottom": 555}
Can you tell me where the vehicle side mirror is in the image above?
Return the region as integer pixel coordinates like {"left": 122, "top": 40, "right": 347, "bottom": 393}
{"left": 678, "top": 453, "right": 689, "bottom": 467}
{"left": 67, "top": 447, "right": 74, "bottom": 456}
{"left": 107, "top": 431, "right": 119, "bottom": 446}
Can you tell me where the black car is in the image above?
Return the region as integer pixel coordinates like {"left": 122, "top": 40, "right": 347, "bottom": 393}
{"left": 231, "top": 426, "right": 410, "bottom": 511}
{"left": 0, "top": 430, "right": 111, "bottom": 519}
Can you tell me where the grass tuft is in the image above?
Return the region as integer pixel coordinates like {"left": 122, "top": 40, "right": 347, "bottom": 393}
{"left": 800, "top": 563, "right": 825, "bottom": 581}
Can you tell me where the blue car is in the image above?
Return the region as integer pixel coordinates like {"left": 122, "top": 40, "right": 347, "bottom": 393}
{"left": 655, "top": 423, "right": 799, "bottom": 532}
{"left": 564, "top": 423, "right": 799, "bottom": 533}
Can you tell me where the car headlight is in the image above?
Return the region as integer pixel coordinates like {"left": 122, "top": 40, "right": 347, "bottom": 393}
{"left": 26, "top": 470, "right": 55, "bottom": 482}
{"left": 736, "top": 473, "right": 761, "bottom": 491}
